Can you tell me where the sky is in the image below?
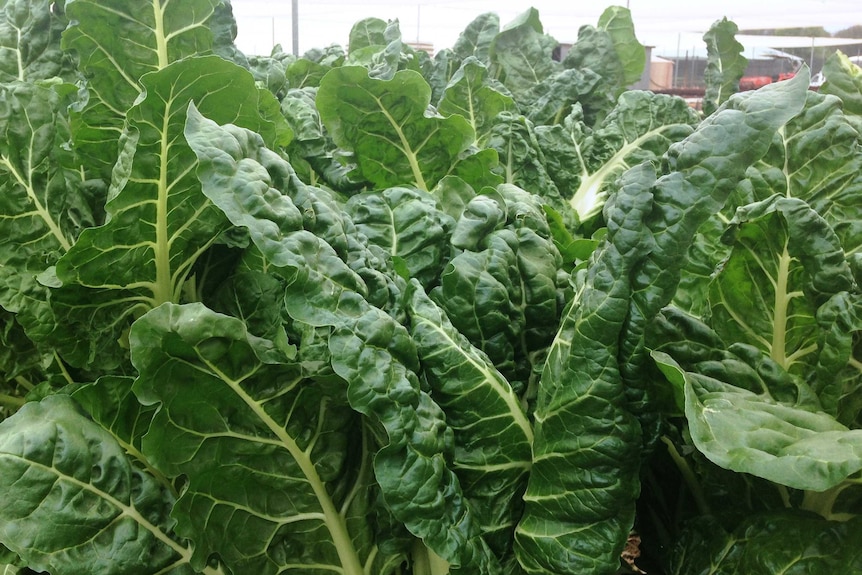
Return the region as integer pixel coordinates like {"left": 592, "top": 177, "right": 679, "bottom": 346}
{"left": 229, "top": 0, "right": 862, "bottom": 57}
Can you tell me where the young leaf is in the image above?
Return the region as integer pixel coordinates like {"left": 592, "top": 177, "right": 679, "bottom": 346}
{"left": 0, "top": 395, "right": 214, "bottom": 575}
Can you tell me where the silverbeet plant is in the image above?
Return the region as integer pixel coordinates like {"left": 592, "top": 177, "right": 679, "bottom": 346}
{"left": 0, "top": 1, "right": 861, "bottom": 574}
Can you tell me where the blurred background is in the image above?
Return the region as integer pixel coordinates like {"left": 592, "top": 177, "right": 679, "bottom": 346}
{"left": 228, "top": 1, "right": 862, "bottom": 97}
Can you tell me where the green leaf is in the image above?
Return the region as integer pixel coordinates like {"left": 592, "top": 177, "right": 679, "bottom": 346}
{"left": 131, "top": 302, "right": 397, "bottom": 575}
{"left": 434, "top": 186, "right": 562, "bottom": 385}
{"left": 0, "top": 81, "right": 89, "bottom": 314}
{"left": 407, "top": 281, "right": 532, "bottom": 559}
{"left": 596, "top": 6, "right": 645, "bottom": 88}
{"left": 438, "top": 56, "right": 514, "bottom": 144}
{"left": 685, "top": 370, "right": 862, "bottom": 491}
{"left": 814, "top": 292, "right": 862, "bottom": 426}
{"left": 709, "top": 195, "right": 854, "bottom": 376}
{"left": 525, "top": 68, "right": 608, "bottom": 128}
{"left": 702, "top": 18, "right": 747, "bottom": 116}
{"left": 485, "top": 111, "right": 563, "bottom": 206}
{"left": 328, "top": 307, "right": 501, "bottom": 573}
{"left": 452, "top": 12, "right": 499, "bottom": 65}
{"left": 537, "top": 90, "right": 698, "bottom": 226}
{"left": 514, "top": 164, "right": 655, "bottom": 575}
{"left": 619, "top": 71, "right": 810, "bottom": 418}
{"left": 0, "top": 0, "right": 74, "bottom": 82}
{"left": 562, "top": 7, "right": 644, "bottom": 103}
{"left": 317, "top": 66, "right": 475, "bottom": 192}
{"left": 488, "top": 8, "right": 557, "bottom": 102}
{"left": 185, "top": 108, "right": 501, "bottom": 572}
{"left": 49, "top": 56, "right": 283, "bottom": 369}
{"left": 821, "top": 50, "right": 862, "bottom": 131}
{"left": 348, "top": 17, "right": 389, "bottom": 53}
{"left": 747, "top": 90, "right": 862, "bottom": 260}
{"left": 671, "top": 513, "right": 862, "bottom": 575}
{"left": 345, "top": 186, "right": 454, "bottom": 287}
{"left": 0, "top": 394, "right": 211, "bottom": 575}
{"left": 62, "top": 0, "right": 222, "bottom": 178}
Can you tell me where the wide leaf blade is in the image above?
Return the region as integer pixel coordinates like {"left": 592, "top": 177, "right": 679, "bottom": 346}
{"left": 0, "top": 395, "right": 211, "bottom": 575}
{"left": 317, "top": 66, "right": 475, "bottom": 192}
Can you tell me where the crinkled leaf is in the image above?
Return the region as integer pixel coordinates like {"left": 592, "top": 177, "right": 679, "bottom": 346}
{"left": 821, "top": 50, "right": 862, "bottom": 131}
{"left": 619, "top": 71, "right": 810, "bottom": 418}
{"left": 709, "top": 196, "right": 853, "bottom": 381}
{"left": 407, "top": 281, "right": 531, "bottom": 559}
{"left": 514, "top": 164, "right": 654, "bottom": 575}
{"left": 702, "top": 18, "right": 747, "bottom": 116}
{"left": 435, "top": 186, "right": 561, "bottom": 385}
{"left": 537, "top": 90, "right": 698, "bottom": 226}
{"left": 563, "top": 6, "right": 644, "bottom": 104}
{"left": 185, "top": 108, "right": 501, "bottom": 572}
{"left": 814, "top": 291, "right": 862, "bottom": 426}
{"left": 345, "top": 186, "right": 454, "bottom": 287}
{"left": 452, "top": 12, "right": 499, "bottom": 65}
{"left": 671, "top": 513, "right": 862, "bottom": 575}
{"left": 679, "top": 86, "right": 861, "bottom": 317}
{"left": 131, "top": 302, "right": 402, "bottom": 575}
{"left": 49, "top": 57, "right": 284, "bottom": 369}
{"left": 485, "top": 111, "right": 563, "bottom": 206}
{"left": 525, "top": 68, "right": 608, "bottom": 128}
{"left": 317, "top": 66, "right": 475, "bottom": 192}
{"left": 438, "top": 56, "right": 514, "bottom": 144}
{"left": 488, "top": 8, "right": 557, "bottom": 102}
{"left": 0, "top": 0, "right": 74, "bottom": 82}
{"left": 0, "top": 81, "right": 90, "bottom": 315}
{"left": 62, "top": 0, "right": 221, "bottom": 178}
{"left": 0, "top": 394, "right": 210, "bottom": 575}
{"left": 328, "top": 307, "right": 500, "bottom": 573}
{"left": 747, "top": 90, "right": 862, "bottom": 259}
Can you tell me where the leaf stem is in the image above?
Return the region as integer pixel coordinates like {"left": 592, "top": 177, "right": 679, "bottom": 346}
{"left": 0, "top": 394, "right": 25, "bottom": 409}
{"left": 800, "top": 482, "right": 856, "bottom": 521}
{"left": 411, "top": 539, "right": 450, "bottom": 575}
{"left": 661, "top": 436, "right": 711, "bottom": 516}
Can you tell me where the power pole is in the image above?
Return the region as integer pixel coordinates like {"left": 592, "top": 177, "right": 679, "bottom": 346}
{"left": 292, "top": 0, "right": 299, "bottom": 55}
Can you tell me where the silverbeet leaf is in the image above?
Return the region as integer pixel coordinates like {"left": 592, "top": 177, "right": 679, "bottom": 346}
{"left": 514, "top": 163, "right": 655, "bottom": 575}
{"left": 131, "top": 302, "right": 395, "bottom": 575}
{"left": 185, "top": 108, "right": 501, "bottom": 573}
{"left": 62, "top": 0, "right": 222, "bottom": 178}
{"left": 407, "top": 280, "right": 532, "bottom": 562}
{"left": 0, "top": 394, "right": 214, "bottom": 575}
{"left": 48, "top": 56, "right": 286, "bottom": 370}
{"left": 317, "top": 66, "right": 476, "bottom": 192}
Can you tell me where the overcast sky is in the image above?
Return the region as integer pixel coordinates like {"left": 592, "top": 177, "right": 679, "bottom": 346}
{"left": 229, "top": 0, "right": 862, "bottom": 57}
